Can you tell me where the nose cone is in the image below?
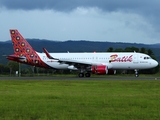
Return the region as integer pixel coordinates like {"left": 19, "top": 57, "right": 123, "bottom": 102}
{"left": 153, "top": 60, "right": 158, "bottom": 67}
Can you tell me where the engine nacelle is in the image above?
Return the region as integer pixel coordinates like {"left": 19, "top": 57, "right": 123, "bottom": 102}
{"left": 91, "top": 65, "right": 116, "bottom": 75}
{"left": 92, "top": 65, "right": 108, "bottom": 75}
{"left": 68, "top": 65, "right": 78, "bottom": 70}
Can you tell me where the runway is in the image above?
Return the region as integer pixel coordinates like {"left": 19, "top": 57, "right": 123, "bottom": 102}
{"left": 0, "top": 76, "right": 159, "bottom": 80}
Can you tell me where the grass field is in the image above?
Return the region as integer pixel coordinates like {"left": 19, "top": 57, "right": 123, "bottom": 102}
{"left": 0, "top": 79, "right": 160, "bottom": 120}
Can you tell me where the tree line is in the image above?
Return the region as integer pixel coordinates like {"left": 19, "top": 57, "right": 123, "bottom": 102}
{"left": 107, "top": 46, "right": 155, "bottom": 58}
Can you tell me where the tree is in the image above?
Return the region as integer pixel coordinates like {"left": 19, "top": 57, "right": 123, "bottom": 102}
{"left": 140, "top": 47, "right": 147, "bottom": 54}
{"left": 7, "top": 61, "right": 19, "bottom": 75}
{"left": 147, "top": 49, "right": 155, "bottom": 58}
{"left": 0, "top": 64, "right": 5, "bottom": 74}
{"left": 114, "top": 48, "right": 123, "bottom": 52}
{"left": 107, "top": 47, "right": 114, "bottom": 52}
{"left": 124, "top": 47, "right": 139, "bottom": 52}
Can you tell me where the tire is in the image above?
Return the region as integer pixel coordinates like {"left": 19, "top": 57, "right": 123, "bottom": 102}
{"left": 85, "top": 73, "right": 91, "bottom": 77}
{"left": 78, "top": 73, "right": 84, "bottom": 77}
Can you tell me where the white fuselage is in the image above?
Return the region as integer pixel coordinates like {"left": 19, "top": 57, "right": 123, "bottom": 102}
{"left": 37, "top": 52, "right": 158, "bottom": 70}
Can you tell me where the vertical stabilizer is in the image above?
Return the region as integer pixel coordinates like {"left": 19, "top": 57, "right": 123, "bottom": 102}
{"left": 8, "top": 29, "right": 49, "bottom": 68}
{"left": 10, "top": 29, "right": 35, "bottom": 56}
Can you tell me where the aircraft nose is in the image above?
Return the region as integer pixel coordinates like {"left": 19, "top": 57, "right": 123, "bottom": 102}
{"left": 153, "top": 60, "right": 158, "bottom": 67}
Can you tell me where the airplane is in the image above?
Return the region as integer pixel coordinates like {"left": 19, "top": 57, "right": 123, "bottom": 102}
{"left": 7, "top": 29, "right": 158, "bottom": 77}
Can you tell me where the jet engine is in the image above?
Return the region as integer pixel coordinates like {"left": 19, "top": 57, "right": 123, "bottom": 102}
{"left": 91, "top": 65, "right": 108, "bottom": 74}
{"left": 91, "top": 65, "right": 116, "bottom": 75}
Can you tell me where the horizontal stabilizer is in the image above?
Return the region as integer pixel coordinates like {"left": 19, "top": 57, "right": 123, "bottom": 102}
{"left": 7, "top": 54, "right": 26, "bottom": 61}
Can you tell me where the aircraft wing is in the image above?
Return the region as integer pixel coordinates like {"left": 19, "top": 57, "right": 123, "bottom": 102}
{"left": 43, "top": 48, "right": 97, "bottom": 68}
{"left": 59, "top": 59, "right": 93, "bottom": 69}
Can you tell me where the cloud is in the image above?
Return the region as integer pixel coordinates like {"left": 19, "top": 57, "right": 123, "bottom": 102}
{"left": 0, "top": 0, "right": 160, "bottom": 44}
{"left": 1, "top": 0, "right": 160, "bottom": 28}
{"left": 0, "top": 0, "right": 159, "bottom": 13}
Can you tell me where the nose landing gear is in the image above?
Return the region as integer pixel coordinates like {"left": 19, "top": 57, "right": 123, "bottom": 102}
{"left": 135, "top": 69, "right": 139, "bottom": 77}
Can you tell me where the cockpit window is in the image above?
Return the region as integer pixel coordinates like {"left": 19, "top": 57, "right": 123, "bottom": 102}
{"left": 144, "top": 57, "right": 151, "bottom": 60}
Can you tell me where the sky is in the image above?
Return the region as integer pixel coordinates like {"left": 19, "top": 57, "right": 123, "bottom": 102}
{"left": 0, "top": 0, "right": 160, "bottom": 44}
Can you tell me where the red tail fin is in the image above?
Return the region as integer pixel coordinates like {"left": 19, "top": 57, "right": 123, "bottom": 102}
{"left": 10, "top": 29, "right": 35, "bottom": 56}
{"left": 8, "top": 29, "right": 49, "bottom": 68}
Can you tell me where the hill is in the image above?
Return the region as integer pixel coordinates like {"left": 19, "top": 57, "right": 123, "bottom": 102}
{"left": 1, "top": 39, "right": 160, "bottom": 64}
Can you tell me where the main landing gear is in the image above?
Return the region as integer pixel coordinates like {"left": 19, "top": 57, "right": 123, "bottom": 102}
{"left": 135, "top": 69, "right": 139, "bottom": 77}
{"left": 78, "top": 72, "right": 91, "bottom": 77}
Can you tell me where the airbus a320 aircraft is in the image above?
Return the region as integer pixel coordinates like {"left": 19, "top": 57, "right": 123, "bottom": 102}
{"left": 7, "top": 29, "right": 158, "bottom": 77}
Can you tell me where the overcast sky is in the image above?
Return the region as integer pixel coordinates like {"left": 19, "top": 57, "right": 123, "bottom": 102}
{"left": 0, "top": 0, "right": 160, "bottom": 44}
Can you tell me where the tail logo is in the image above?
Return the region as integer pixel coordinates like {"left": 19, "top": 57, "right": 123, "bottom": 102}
{"left": 11, "top": 30, "right": 15, "bottom": 34}
{"left": 8, "top": 29, "right": 50, "bottom": 68}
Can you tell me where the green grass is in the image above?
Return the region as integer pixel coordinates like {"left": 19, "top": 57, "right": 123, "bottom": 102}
{"left": 0, "top": 80, "right": 160, "bottom": 120}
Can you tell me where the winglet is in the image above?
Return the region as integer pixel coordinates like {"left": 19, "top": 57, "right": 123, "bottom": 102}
{"left": 43, "top": 48, "right": 59, "bottom": 60}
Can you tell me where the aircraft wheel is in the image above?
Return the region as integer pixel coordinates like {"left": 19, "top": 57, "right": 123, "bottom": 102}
{"left": 135, "top": 74, "right": 139, "bottom": 77}
{"left": 78, "top": 73, "right": 84, "bottom": 77}
{"left": 85, "top": 73, "right": 91, "bottom": 77}
{"left": 135, "top": 69, "right": 139, "bottom": 77}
